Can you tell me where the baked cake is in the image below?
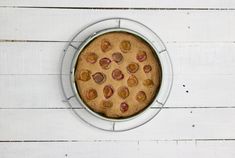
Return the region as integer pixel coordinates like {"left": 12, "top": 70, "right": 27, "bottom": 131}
{"left": 74, "top": 31, "right": 162, "bottom": 119}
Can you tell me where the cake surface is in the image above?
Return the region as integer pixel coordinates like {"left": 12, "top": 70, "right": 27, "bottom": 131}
{"left": 74, "top": 31, "right": 162, "bottom": 118}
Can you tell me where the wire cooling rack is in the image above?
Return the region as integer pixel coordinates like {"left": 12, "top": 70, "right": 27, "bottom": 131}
{"left": 60, "top": 18, "right": 173, "bottom": 132}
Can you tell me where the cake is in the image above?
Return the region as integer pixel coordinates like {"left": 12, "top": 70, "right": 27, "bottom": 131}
{"left": 74, "top": 31, "right": 162, "bottom": 119}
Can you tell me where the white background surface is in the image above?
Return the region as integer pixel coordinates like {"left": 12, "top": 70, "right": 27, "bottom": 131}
{"left": 0, "top": 1, "right": 235, "bottom": 157}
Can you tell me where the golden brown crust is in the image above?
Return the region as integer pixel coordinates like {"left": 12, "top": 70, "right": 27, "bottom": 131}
{"left": 75, "top": 32, "right": 161, "bottom": 118}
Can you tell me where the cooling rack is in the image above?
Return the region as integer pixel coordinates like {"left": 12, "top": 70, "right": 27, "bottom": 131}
{"left": 60, "top": 18, "right": 173, "bottom": 132}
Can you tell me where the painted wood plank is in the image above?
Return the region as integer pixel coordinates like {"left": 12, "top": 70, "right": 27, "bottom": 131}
{"left": 169, "top": 42, "right": 235, "bottom": 75}
{"left": 0, "top": 74, "right": 234, "bottom": 108}
{"left": 0, "top": 141, "right": 139, "bottom": 158}
{"left": 138, "top": 141, "right": 235, "bottom": 158}
{"left": 0, "top": 75, "right": 64, "bottom": 108}
{"left": 0, "top": 42, "right": 66, "bottom": 75}
{"left": 0, "top": 42, "right": 235, "bottom": 75}
{"left": 0, "top": 108, "right": 234, "bottom": 140}
{"left": 1, "top": 42, "right": 235, "bottom": 75}
{"left": 0, "top": 0, "right": 235, "bottom": 8}
{"left": 0, "top": 9, "right": 235, "bottom": 42}
{"left": 0, "top": 141, "right": 235, "bottom": 158}
{"left": 1, "top": 42, "right": 234, "bottom": 108}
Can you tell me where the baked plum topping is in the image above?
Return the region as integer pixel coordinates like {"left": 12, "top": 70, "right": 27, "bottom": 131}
{"left": 86, "top": 52, "right": 98, "bottom": 64}
{"left": 92, "top": 72, "right": 106, "bottom": 84}
{"left": 117, "top": 86, "right": 129, "bottom": 99}
{"left": 103, "top": 85, "right": 114, "bottom": 99}
{"left": 101, "top": 39, "right": 112, "bottom": 52}
{"left": 78, "top": 69, "right": 91, "bottom": 81}
{"left": 112, "top": 69, "right": 124, "bottom": 80}
{"left": 143, "top": 65, "right": 152, "bottom": 73}
{"left": 136, "top": 50, "right": 147, "bottom": 62}
{"left": 127, "top": 75, "right": 138, "bottom": 87}
{"left": 136, "top": 91, "right": 147, "bottom": 102}
{"left": 143, "top": 79, "right": 154, "bottom": 86}
{"left": 127, "top": 62, "right": 139, "bottom": 73}
{"left": 86, "top": 88, "right": 98, "bottom": 100}
{"left": 120, "top": 102, "right": 129, "bottom": 113}
{"left": 120, "top": 40, "right": 131, "bottom": 53}
{"left": 99, "top": 57, "right": 112, "bottom": 70}
{"left": 112, "top": 52, "right": 123, "bottom": 64}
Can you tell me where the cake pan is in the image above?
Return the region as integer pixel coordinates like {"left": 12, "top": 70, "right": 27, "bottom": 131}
{"left": 70, "top": 27, "right": 163, "bottom": 122}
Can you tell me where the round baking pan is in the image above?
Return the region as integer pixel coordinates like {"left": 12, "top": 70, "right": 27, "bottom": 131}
{"left": 70, "top": 28, "right": 162, "bottom": 122}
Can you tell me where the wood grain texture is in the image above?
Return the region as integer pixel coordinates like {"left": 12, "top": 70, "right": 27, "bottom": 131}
{"left": 0, "top": 74, "right": 235, "bottom": 108}
{"left": 0, "top": 9, "right": 235, "bottom": 42}
{"left": 0, "top": 0, "right": 235, "bottom": 8}
{"left": 0, "top": 42, "right": 234, "bottom": 108}
{"left": 1, "top": 42, "right": 235, "bottom": 75}
{"left": 0, "top": 108, "right": 235, "bottom": 140}
{"left": 0, "top": 3, "right": 235, "bottom": 158}
{"left": 1, "top": 141, "right": 235, "bottom": 158}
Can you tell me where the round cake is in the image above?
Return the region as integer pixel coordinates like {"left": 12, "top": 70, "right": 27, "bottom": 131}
{"left": 74, "top": 31, "right": 162, "bottom": 119}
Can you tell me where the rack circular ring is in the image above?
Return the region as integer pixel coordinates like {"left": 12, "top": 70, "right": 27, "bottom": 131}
{"left": 60, "top": 18, "right": 173, "bottom": 132}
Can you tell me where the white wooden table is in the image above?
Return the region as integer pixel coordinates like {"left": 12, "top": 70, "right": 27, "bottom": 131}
{"left": 0, "top": 1, "right": 235, "bottom": 157}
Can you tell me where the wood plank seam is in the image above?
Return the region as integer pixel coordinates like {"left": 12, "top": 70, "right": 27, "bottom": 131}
{"left": 1, "top": 106, "right": 235, "bottom": 109}
{"left": 1, "top": 40, "right": 235, "bottom": 43}
{"left": 1, "top": 6, "right": 235, "bottom": 10}
{"left": 0, "top": 139, "right": 235, "bottom": 143}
